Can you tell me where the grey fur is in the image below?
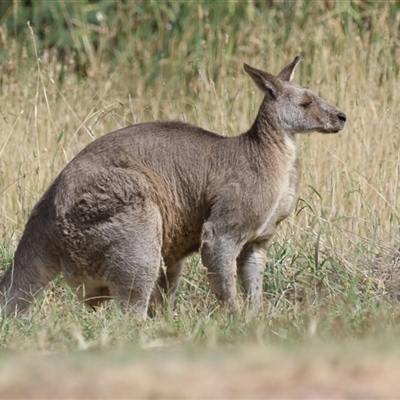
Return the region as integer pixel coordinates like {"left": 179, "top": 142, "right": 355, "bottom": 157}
{"left": 0, "top": 57, "right": 346, "bottom": 318}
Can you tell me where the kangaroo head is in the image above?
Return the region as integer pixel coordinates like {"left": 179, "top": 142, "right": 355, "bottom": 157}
{"left": 244, "top": 56, "right": 346, "bottom": 134}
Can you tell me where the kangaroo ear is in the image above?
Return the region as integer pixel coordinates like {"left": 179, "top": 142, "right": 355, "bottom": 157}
{"left": 244, "top": 63, "right": 279, "bottom": 99}
{"left": 277, "top": 56, "right": 300, "bottom": 82}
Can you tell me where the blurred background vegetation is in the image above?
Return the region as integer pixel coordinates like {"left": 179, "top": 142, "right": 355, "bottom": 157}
{"left": 1, "top": 0, "right": 399, "bottom": 84}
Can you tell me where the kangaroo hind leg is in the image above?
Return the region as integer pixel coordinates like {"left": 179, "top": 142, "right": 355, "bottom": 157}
{"left": 103, "top": 206, "right": 163, "bottom": 319}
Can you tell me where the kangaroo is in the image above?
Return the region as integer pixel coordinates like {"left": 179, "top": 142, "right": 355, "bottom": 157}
{"left": 0, "top": 56, "right": 346, "bottom": 318}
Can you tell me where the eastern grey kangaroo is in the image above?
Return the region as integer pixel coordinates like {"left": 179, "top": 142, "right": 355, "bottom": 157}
{"left": 0, "top": 56, "right": 346, "bottom": 317}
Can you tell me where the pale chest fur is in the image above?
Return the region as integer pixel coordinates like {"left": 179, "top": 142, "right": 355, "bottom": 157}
{"left": 254, "top": 134, "right": 300, "bottom": 240}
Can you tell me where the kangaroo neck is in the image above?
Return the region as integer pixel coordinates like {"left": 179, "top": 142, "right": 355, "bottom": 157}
{"left": 245, "top": 104, "right": 290, "bottom": 151}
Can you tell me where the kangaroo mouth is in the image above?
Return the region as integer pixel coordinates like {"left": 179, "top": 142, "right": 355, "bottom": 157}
{"left": 319, "top": 128, "right": 342, "bottom": 134}
{"left": 318, "top": 123, "right": 346, "bottom": 134}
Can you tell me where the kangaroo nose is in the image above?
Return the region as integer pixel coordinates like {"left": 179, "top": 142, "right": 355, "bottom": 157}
{"left": 338, "top": 112, "right": 346, "bottom": 123}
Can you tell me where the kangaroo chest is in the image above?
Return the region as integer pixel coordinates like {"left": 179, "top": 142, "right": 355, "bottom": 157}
{"left": 254, "top": 139, "right": 300, "bottom": 241}
{"left": 275, "top": 158, "right": 300, "bottom": 222}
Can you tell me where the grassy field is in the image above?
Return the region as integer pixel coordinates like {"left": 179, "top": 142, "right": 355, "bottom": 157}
{"left": 0, "top": 1, "right": 399, "bottom": 398}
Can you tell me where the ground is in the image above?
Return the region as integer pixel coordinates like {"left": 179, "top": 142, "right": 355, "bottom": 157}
{"left": 1, "top": 342, "right": 399, "bottom": 399}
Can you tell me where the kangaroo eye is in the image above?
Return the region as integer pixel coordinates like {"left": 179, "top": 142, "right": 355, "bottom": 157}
{"left": 300, "top": 101, "right": 312, "bottom": 108}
